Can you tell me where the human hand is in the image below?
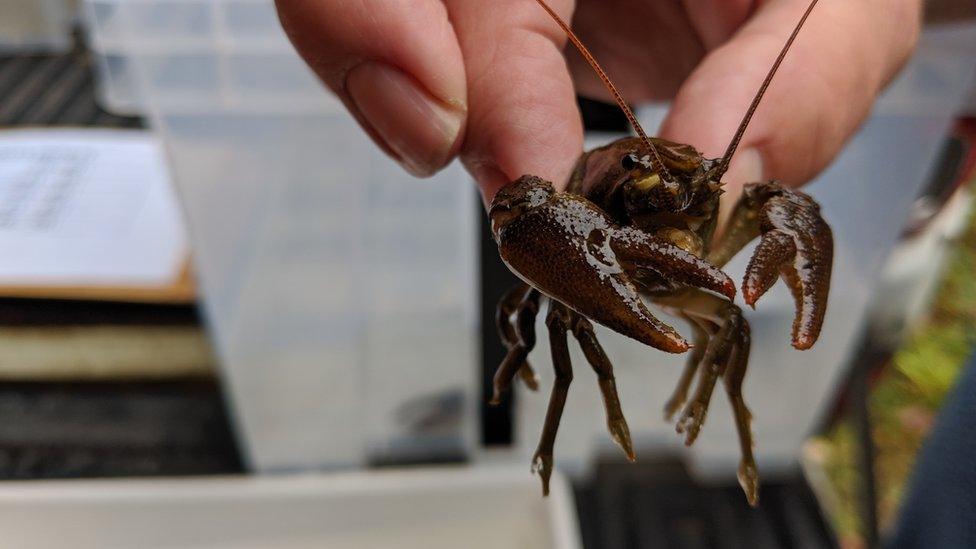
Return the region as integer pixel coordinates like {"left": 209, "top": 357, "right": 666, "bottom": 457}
{"left": 276, "top": 0, "right": 921, "bottom": 204}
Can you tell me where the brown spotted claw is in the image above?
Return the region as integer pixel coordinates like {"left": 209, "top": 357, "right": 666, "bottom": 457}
{"left": 712, "top": 182, "right": 833, "bottom": 350}
{"left": 490, "top": 176, "right": 735, "bottom": 354}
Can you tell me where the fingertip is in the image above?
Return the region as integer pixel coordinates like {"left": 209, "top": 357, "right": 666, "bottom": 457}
{"left": 463, "top": 82, "right": 583, "bottom": 205}
{"left": 468, "top": 159, "right": 513, "bottom": 208}
{"left": 446, "top": 0, "right": 583, "bottom": 205}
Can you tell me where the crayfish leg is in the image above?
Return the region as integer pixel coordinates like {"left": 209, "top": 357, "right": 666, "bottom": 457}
{"left": 663, "top": 314, "right": 708, "bottom": 422}
{"left": 723, "top": 320, "right": 758, "bottom": 506}
{"left": 568, "top": 311, "right": 634, "bottom": 462}
{"left": 532, "top": 301, "right": 575, "bottom": 496}
{"left": 491, "top": 285, "right": 542, "bottom": 405}
{"left": 655, "top": 289, "right": 758, "bottom": 506}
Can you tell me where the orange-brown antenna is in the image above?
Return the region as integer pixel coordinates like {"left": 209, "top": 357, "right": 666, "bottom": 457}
{"left": 715, "top": 0, "right": 821, "bottom": 178}
{"left": 532, "top": 0, "right": 673, "bottom": 183}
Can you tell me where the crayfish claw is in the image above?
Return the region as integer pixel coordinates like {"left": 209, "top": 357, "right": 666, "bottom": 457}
{"left": 611, "top": 227, "right": 736, "bottom": 301}
{"left": 490, "top": 176, "right": 690, "bottom": 353}
{"left": 742, "top": 230, "right": 795, "bottom": 308}
{"left": 739, "top": 184, "right": 833, "bottom": 349}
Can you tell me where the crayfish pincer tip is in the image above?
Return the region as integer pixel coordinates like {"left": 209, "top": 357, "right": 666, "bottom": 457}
{"left": 662, "top": 336, "right": 691, "bottom": 353}
{"left": 720, "top": 279, "right": 737, "bottom": 301}
{"left": 792, "top": 335, "right": 817, "bottom": 351}
{"left": 742, "top": 287, "right": 760, "bottom": 308}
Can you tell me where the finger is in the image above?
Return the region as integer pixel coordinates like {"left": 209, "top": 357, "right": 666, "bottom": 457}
{"left": 443, "top": 0, "right": 584, "bottom": 202}
{"left": 659, "top": 0, "right": 922, "bottom": 194}
{"left": 275, "top": 0, "right": 468, "bottom": 177}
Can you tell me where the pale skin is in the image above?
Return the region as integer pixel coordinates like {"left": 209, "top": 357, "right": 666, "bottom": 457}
{"left": 276, "top": 0, "right": 922, "bottom": 209}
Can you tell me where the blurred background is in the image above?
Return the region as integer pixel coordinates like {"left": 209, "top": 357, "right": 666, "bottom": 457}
{"left": 0, "top": 1, "right": 974, "bottom": 548}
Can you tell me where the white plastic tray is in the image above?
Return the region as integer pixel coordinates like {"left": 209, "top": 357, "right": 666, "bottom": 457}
{"left": 0, "top": 467, "right": 581, "bottom": 549}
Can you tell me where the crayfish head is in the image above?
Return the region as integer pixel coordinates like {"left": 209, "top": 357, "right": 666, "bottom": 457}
{"left": 489, "top": 175, "right": 555, "bottom": 240}
{"left": 623, "top": 154, "right": 687, "bottom": 213}
{"left": 619, "top": 148, "right": 722, "bottom": 220}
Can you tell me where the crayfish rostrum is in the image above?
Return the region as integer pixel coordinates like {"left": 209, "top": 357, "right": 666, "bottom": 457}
{"left": 490, "top": 0, "right": 832, "bottom": 506}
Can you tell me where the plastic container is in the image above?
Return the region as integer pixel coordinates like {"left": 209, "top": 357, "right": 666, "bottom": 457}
{"left": 0, "top": 466, "right": 581, "bottom": 549}
{"left": 86, "top": 0, "right": 976, "bottom": 487}
{"left": 81, "top": 0, "right": 138, "bottom": 114}
{"left": 82, "top": 0, "right": 323, "bottom": 115}
{"left": 82, "top": 0, "right": 305, "bottom": 115}
{"left": 82, "top": 0, "right": 478, "bottom": 472}
{"left": 511, "top": 22, "right": 976, "bottom": 482}
{"left": 0, "top": 0, "right": 75, "bottom": 53}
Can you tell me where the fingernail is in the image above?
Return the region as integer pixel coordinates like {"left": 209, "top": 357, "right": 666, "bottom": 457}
{"left": 724, "top": 147, "right": 764, "bottom": 188}
{"left": 467, "top": 160, "right": 510, "bottom": 210}
{"left": 346, "top": 61, "right": 464, "bottom": 177}
{"left": 718, "top": 147, "right": 764, "bottom": 224}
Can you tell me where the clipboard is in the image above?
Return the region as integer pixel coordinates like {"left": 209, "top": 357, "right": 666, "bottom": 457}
{"left": 0, "top": 128, "right": 192, "bottom": 303}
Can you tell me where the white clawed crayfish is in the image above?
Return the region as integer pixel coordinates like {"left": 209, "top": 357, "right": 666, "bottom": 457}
{"left": 489, "top": 0, "right": 832, "bottom": 506}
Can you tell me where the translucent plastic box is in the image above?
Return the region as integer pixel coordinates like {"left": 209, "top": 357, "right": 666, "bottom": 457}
{"left": 83, "top": 0, "right": 478, "bottom": 472}
{"left": 83, "top": 0, "right": 332, "bottom": 115}
{"left": 85, "top": 0, "right": 976, "bottom": 488}
{"left": 0, "top": 0, "right": 75, "bottom": 53}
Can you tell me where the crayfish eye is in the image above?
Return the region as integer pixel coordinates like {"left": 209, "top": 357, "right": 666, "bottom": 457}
{"left": 620, "top": 154, "right": 638, "bottom": 171}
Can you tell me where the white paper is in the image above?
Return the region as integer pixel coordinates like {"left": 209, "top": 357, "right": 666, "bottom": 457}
{"left": 0, "top": 129, "right": 186, "bottom": 286}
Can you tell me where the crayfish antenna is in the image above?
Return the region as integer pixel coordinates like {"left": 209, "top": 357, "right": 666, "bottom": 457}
{"left": 531, "top": 0, "right": 674, "bottom": 184}
{"left": 714, "top": 0, "right": 822, "bottom": 179}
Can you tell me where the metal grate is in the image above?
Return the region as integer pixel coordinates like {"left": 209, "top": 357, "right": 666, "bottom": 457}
{"left": 574, "top": 459, "right": 838, "bottom": 549}
{"left": 0, "top": 44, "right": 140, "bottom": 128}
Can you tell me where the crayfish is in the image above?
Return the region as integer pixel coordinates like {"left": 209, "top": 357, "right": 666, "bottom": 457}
{"left": 490, "top": 0, "right": 832, "bottom": 506}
